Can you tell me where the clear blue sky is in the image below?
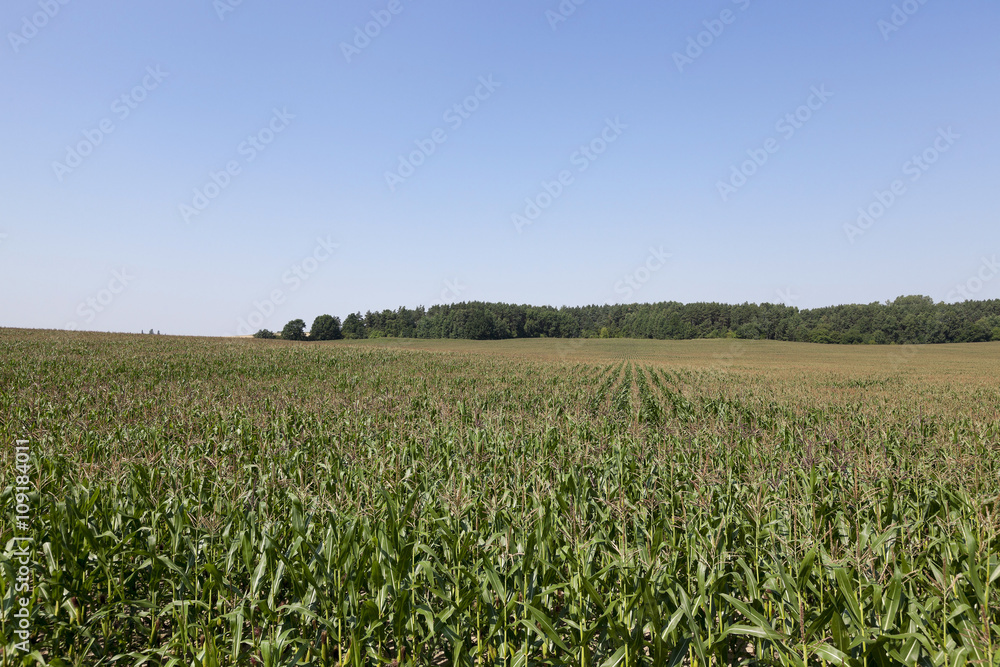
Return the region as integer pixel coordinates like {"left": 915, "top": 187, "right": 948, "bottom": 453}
{"left": 1, "top": 0, "right": 997, "bottom": 336}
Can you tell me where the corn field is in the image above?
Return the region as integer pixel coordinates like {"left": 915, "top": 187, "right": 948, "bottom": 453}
{"left": 2, "top": 330, "right": 999, "bottom": 666}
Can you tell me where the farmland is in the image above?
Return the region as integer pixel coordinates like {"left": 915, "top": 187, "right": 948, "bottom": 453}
{"left": 2, "top": 329, "right": 1000, "bottom": 666}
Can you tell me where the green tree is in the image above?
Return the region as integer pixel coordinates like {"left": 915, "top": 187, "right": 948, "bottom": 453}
{"left": 281, "top": 319, "right": 307, "bottom": 341}
{"left": 310, "top": 314, "right": 342, "bottom": 341}
{"left": 342, "top": 313, "right": 366, "bottom": 339}
{"left": 253, "top": 329, "right": 276, "bottom": 339}
{"left": 461, "top": 307, "right": 495, "bottom": 340}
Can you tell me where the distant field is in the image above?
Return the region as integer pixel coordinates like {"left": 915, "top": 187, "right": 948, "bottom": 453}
{"left": 2, "top": 329, "right": 999, "bottom": 665}
{"left": 348, "top": 335, "right": 1000, "bottom": 375}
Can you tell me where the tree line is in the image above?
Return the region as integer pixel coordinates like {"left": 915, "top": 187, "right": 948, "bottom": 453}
{"left": 254, "top": 295, "right": 1000, "bottom": 344}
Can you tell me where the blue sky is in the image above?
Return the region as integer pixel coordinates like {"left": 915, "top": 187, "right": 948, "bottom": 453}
{"left": 1, "top": 1, "right": 998, "bottom": 336}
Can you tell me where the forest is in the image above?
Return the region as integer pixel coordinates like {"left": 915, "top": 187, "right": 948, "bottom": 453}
{"left": 262, "top": 295, "right": 1000, "bottom": 344}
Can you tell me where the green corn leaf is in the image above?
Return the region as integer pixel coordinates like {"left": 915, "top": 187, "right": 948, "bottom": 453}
{"left": 723, "top": 624, "right": 785, "bottom": 641}
{"left": 721, "top": 594, "right": 785, "bottom": 640}
{"left": 880, "top": 571, "right": 903, "bottom": 632}
{"left": 600, "top": 645, "right": 628, "bottom": 667}
{"left": 810, "top": 642, "right": 851, "bottom": 666}
{"left": 834, "top": 568, "right": 864, "bottom": 626}
{"left": 523, "top": 604, "right": 570, "bottom": 652}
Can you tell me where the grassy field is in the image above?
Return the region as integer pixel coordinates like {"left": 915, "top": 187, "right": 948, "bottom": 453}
{"left": 2, "top": 329, "right": 999, "bottom": 666}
